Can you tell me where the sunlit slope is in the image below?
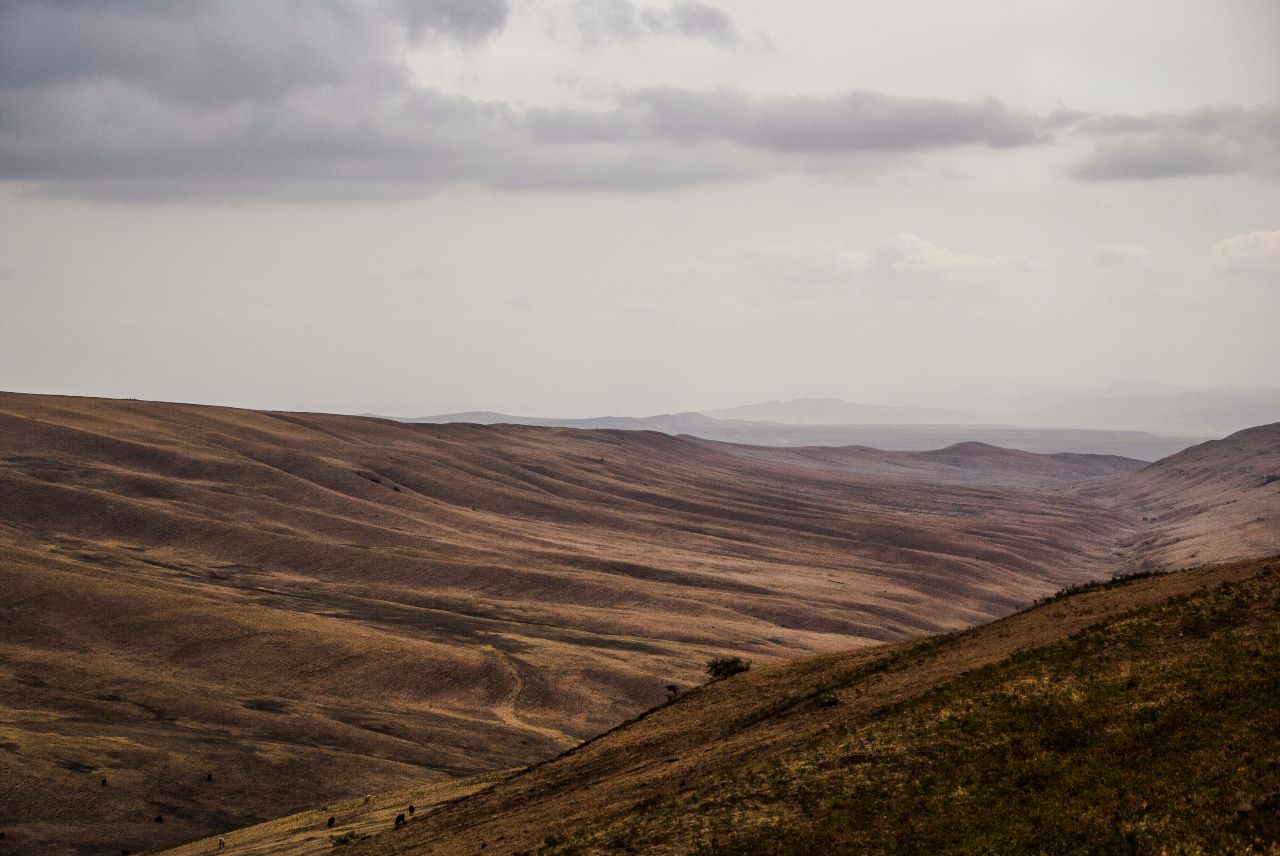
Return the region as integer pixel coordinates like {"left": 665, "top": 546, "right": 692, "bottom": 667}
{"left": 1099, "top": 422, "right": 1280, "bottom": 568}
{"left": 157, "top": 774, "right": 513, "bottom": 856}
{"left": 339, "top": 557, "right": 1280, "bottom": 855}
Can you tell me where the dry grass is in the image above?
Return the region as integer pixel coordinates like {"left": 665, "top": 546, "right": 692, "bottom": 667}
{"left": 0, "top": 392, "right": 1275, "bottom": 854}
{"left": 158, "top": 772, "right": 513, "bottom": 856}
{"left": 1099, "top": 423, "right": 1280, "bottom": 568}
{"left": 338, "top": 557, "right": 1280, "bottom": 855}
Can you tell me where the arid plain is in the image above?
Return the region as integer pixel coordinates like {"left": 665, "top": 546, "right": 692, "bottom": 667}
{"left": 1, "top": 392, "right": 1277, "bottom": 854}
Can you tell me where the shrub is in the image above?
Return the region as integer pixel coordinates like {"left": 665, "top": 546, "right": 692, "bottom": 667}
{"left": 706, "top": 656, "right": 751, "bottom": 681}
{"left": 330, "top": 831, "right": 369, "bottom": 847}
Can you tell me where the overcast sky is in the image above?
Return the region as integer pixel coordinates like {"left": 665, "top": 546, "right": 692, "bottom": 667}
{"left": 2, "top": 0, "right": 1278, "bottom": 416}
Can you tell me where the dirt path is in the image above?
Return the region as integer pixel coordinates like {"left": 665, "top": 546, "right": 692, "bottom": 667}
{"left": 485, "top": 647, "right": 578, "bottom": 747}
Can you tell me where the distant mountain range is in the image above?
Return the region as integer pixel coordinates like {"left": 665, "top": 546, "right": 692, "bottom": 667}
{"left": 702, "top": 383, "right": 1280, "bottom": 436}
{"left": 702, "top": 399, "right": 978, "bottom": 426}
{"left": 407, "top": 382, "right": 1280, "bottom": 460}
{"left": 1007, "top": 386, "right": 1280, "bottom": 435}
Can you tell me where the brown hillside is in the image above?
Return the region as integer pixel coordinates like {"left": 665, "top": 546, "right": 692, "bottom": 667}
{"left": 0, "top": 391, "right": 1148, "bottom": 854}
{"left": 699, "top": 439, "right": 1144, "bottom": 486}
{"left": 1096, "top": 422, "right": 1280, "bottom": 568}
{"left": 170, "top": 556, "right": 1278, "bottom": 856}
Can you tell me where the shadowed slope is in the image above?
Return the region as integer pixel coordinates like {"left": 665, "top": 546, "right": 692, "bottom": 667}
{"left": 315, "top": 557, "right": 1276, "bottom": 855}
{"left": 0, "top": 391, "right": 1145, "bottom": 854}
{"left": 698, "top": 439, "right": 1143, "bottom": 486}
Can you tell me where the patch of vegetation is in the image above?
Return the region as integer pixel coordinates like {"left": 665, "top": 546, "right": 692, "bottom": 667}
{"left": 542, "top": 564, "right": 1280, "bottom": 855}
{"left": 712, "top": 569, "right": 1280, "bottom": 854}
{"left": 1036, "top": 567, "right": 1166, "bottom": 605}
{"left": 706, "top": 656, "right": 752, "bottom": 681}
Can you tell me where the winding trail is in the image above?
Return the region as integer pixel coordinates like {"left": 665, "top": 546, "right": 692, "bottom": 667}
{"left": 485, "top": 646, "right": 579, "bottom": 746}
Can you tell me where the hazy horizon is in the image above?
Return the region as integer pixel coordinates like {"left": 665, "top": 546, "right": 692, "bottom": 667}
{"left": 2, "top": 1, "right": 1278, "bottom": 418}
{"left": 3, "top": 377, "right": 1279, "bottom": 425}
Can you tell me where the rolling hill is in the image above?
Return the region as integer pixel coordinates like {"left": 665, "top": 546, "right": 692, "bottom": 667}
{"left": 162, "top": 556, "right": 1280, "bottom": 855}
{"left": 407, "top": 410, "right": 1200, "bottom": 460}
{"left": 700, "top": 399, "right": 980, "bottom": 426}
{"left": 0, "top": 392, "right": 1277, "bottom": 854}
{"left": 415, "top": 381, "right": 1280, "bottom": 459}
{"left": 1102, "top": 422, "right": 1280, "bottom": 569}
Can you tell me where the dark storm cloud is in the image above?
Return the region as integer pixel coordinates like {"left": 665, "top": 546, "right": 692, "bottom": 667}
{"left": 391, "top": 0, "right": 511, "bottom": 43}
{"left": 644, "top": 2, "right": 739, "bottom": 44}
{"left": 0, "top": 2, "right": 397, "bottom": 105}
{"left": 0, "top": 0, "right": 1050, "bottom": 204}
{"left": 1, "top": 2, "right": 1271, "bottom": 201}
{"left": 529, "top": 87, "right": 1044, "bottom": 152}
{"left": 1069, "top": 106, "right": 1280, "bottom": 180}
{"left": 0, "top": 2, "right": 507, "bottom": 105}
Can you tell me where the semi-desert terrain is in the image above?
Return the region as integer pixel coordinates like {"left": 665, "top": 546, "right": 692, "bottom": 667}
{"left": 0, "top": 392, "right": 1277, "bottom": 854}
{"left": 220, "top": 555, "right": 1272, "bottom": 856}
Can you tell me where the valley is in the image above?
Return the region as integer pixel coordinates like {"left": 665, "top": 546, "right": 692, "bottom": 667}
{"left": 0, "top": 392, "right": 1276, "bottom": 854}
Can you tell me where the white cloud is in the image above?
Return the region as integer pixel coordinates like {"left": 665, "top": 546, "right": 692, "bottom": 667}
{"left": 1210, "top": 230, "right": 1280, "bottom": 274}
{"left": 744, "top": 235, "right": 1043, "bottom": 285}
{"left": 869, "top": 234, "right": 1043, "bottom": 277}
{"left": 1094, "top": 243, "right": 1152, "bottom": 267}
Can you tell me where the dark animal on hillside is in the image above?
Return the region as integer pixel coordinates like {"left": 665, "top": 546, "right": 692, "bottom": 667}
{"left": 327, "top": 816, "right": 336, "bottom": 828}
{"left": 408, "top": 805, "right": 415, "bottom": 816}
{"left": 206, "top": 773, "right": 213, "bottom": 782}
{"left": 154, "top": 816, "right": 163, "bottom": 824}
{"left": 218, "top": 839, "right": 225, "bottom": 849}
{"left": 394, "top": 813, "right": 406, "bottom": 828}
{"left": 101, "top": 778, "right": 107, "bottom": 787}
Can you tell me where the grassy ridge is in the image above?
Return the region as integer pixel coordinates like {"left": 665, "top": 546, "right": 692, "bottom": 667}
{"left": 540, "top": 563, "right": 1280, "bottom": 854}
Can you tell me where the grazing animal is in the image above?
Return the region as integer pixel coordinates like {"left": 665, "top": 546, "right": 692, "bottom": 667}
{"left": 206, "top": 773, "right": 213, "bottom": 782}
{"left": 408, "top": 805, "right": 415, "bottom": 816}
{"left": 101, "top": 778, "right": 108, "bottom": 787}
{"left": 363, "top": 795, "right": 371, "bottom": 805}
{"left": 394, "top": 813, "right": 405, "bottom": 829}
{"left": 154, "top": 816, "right": 163, "bottom": 824}
{"left": 218, "top": 839, "right": 225, "bottom": 849}
{"left": 327, "top": 816, "right": 336, "bottom": 829}
{"left": 1, "top": 831, "right": 6, "bottom": 840}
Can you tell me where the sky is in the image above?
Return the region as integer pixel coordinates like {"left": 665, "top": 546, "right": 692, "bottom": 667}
{"left": 1, "top": 0, "right": 1278, "bottom": 417}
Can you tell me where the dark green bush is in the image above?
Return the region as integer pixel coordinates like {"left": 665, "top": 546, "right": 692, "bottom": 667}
{"left": 707, "top": 656, "right": 751, "bottom": 680}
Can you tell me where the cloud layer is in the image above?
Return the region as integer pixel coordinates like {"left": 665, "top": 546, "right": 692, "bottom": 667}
{"left": 750, "top": 235, "right": 1043, "bottom": 285}
{"left": 1211, "top": 230, "right": 1280, "bottom": 274}
{"left": 0, "top": 2, "right": 1276, "bottom": 201}
{"left": 565, "top": 0, "right": 741, "bottom": 45}
{"left": 1070, "top": 107, "right": 1280, "bottom": 181}
{"left": 529, "top": 88, "right": 1042, "bottom": 152}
